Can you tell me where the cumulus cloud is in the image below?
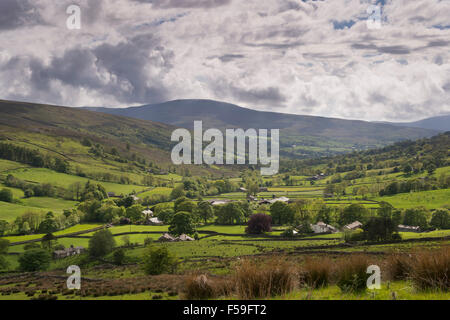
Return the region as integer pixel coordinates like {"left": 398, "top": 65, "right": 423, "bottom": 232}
{"left": 0, "top": 0, "right": 449, "bottom": 121}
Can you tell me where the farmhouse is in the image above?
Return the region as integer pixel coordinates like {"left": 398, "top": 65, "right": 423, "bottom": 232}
{"left": 159, "top": 233, "right": 176, "bottom": 242}
{"left": 343, "top": 221, "right": 363, "bottom": 231}
{"left": 209, "top": 200, "right": 231, "bottom": 206}
{"left": 148, "top": 217, "right": 163, "bottom": 225}
{"left": 398, "top": 225, "right": 421, "bottom": 232}
{"left": 158, "top": 233, "right": 194, "bottom": 242}
{"left": 311, "top": 222, "right": 338, "bottom": 234}
{"left": 53, "top": 245, "right": 86, "bottom": 259}
{"left": 177, "top": 234, "right": 195, "bottom": 241}
{"left": 259, "top": 196, "right": 290, "bottom": 205}
{"left": 142, "top": 208, "right": 153, "bottom": 217}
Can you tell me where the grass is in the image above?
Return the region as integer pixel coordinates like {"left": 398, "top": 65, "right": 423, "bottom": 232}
{"left": 3, "top": 168, "right": 147, "bottom": 194}
{"left": 19, "top": 197, "right": 78, "bottom": 210}
{"left": 376, "top": 189, "right": 450, "bottom": 209}
{"left": 0, "top": 201, "right": 50, "bottom": 222}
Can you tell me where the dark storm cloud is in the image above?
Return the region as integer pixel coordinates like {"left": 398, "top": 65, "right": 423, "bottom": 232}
{"left": 0, "top": 0, "right": 41, "bottom": 30}
{"left": 228, "top": 85, "right": 286, "bottom": 106}
{"left": 218, "top": 54, "right": 245, "bottom": 63}
{"left": 352, "top": 43, "right": 411, "bottom": 55}
{"left": 134, "top": 0, "right": 231, "bottom": 9}
{"left": 1, "top": 34, "right": 174, "bottom": 105}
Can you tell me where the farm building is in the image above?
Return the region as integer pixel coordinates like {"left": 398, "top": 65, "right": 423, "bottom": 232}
{"left": 209, "top": 200, "right": 231, "bottom": 206}
{"left": 398, "top": 225, "right": 421, "bottom": 232}
{"left": 259, "top": 197, "right": 290, "bottom": 205}
{"left": 239, "top": 187, "right": 247, "bottom": 193}
{"left": 53, "top": 245, "right": 86, "bottom": 259}
{"left": 177, "top": 234, "right": 195, "bottom": 241}
{"left": 343, "top": 221, "right": 363, "bottom": 231}
{"left": 142, "top": 208, "right": 153, "bottom": 217}
{"left": 311, "top": 222, "right": 338, "bottom": 234}
{"left": 159, "top": 233, "right": 176, "bottom": 242}
{"left": 158, "top": 233, "right": 194, "bottom": 242}
{"left": 148, "top": 217, "right": 163, "bottom": 225}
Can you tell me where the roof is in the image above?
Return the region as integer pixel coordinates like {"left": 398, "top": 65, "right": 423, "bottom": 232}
{"left": 398, "top": 224, "right": 420, "bottom": 231}
{"left": 344, "top": 221, "right": 363, "bottom": 230}
{"left": 177, "top": 234, "right": 194, "bottom": 241}
{"left": 142, "top": 209, "right": 153, "bottom": 216}
{"left": 159, "top": 233, "right": 176, "bottom": 242}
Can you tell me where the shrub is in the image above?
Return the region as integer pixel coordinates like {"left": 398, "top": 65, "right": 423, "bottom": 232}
{"left": 18, "top": 249, "right": 51, "bottom": 272}
{"left": 245, "top": 213, "right": 272, "bottom": 234}
{"left": 88, "top": 229, "right": 116, "bottom": 258}
{"left": 234, "top": 258, "right": 296, "bottom": 299}
{"left": 336, "top": 255, "right": 371, "bottom": 293}
{"left": 363, "top": 217, "right": 398, "bottom": 242}
{"left": 299, "top": 257, "right": 332, "bottom": 288}
{"left": 386, "top": 253, "right": 413, "bottom": 281}
{"left": 143, "top": 246, "right": 178, "bottom": 275}
{"left": 184, "top": 274, "right": 233, "bottom": 300}
{"left": 410, "top": 247, "right": 450, "bottom": 292}
{"left": 0, "top": 188, "right": 13, "bottom": 203}
{"left": 113, "top": 249, "right": 126, "bottom": 265}
{"left": 343, "top": 229, "right": 364, "bottom": 243}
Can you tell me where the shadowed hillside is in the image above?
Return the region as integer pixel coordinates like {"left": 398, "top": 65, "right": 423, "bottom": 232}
{"left": 87, "top": 99, "right": 439, "bottom": 158}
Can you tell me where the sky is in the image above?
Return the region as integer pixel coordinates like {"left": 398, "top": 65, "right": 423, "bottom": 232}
{"left": 0, "top": 0, "right": 449, "bottom": 122}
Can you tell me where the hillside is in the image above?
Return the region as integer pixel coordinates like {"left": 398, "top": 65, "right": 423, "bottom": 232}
{"left": 383, "top": 115, "right": 450, "bottom": 132}
{"left": 86, "top": 99, "right": 439, "bottom": 158}
{"left": 0, "top": 100, "right": 237, "bottom": 180}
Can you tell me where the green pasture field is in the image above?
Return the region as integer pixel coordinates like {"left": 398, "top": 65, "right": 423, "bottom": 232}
{"left": 376, "top": 189, "right": 450, "bottom": 209}
{"left": 19, "top": 197, "right": 78, "bottom": 210}
{"left": 279, "top": 281, "right": 450, "bottom": 300}
{"left": 0, "top": 184, "right": 24, "bottom": 198}
{"left": 0, "top": 201, "right": 51, "bottom": 222}
{"left": 138, "top": 187, "right": 173, "bottom": 198}
{"left": 2, "top": 224, "right": 103, "bottom": 244}
{"left": 2, "top": 168, "right": 147, "bottom": 194}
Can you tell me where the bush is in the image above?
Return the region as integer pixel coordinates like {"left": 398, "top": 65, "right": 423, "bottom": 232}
{"left": 234, "top": 258, "right": 295, "bottom": 299}
{"left": 386, "top": 253, "right": 413, "bottom": 281}
{"left": 88, "top": 229, "right": 116, "bottom": 258}
{"left": 363, "top": 217, "right": 398, "bottom": 242}
{"left": 0, "top": 188, "right": 13, "bottom": 203}
{"left": 18, "top": 249, "right": 51, "bottom": 272}
{"left": 143, "top": 246, "right": 178, "bottom": 275}
{"left": 245, "top": 213, "right": 272, "bottom": 234}
{"left": 113, "top": 249, "right": 126, "bottom": 265}
{"left": 343, "top": 229, "right": 364, "bottom": 243}
{"left": 336, "top": 255, "right": 371, "bottom": 293}
{"left": 184, "top": 274, "right": 232, "bottom": 300}
{"left": 410, "top": 247, "right": 450, "bottom": 292}
{"left": 299, "top": 257, "right": 332, "bottom": 288}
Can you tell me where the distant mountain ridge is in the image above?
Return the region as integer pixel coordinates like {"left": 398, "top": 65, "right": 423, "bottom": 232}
{"left": 85, "top": 99, "right": 439, "bottom": 158}
{"left": 379, "top": 115, "right": 450, "bottom": 132}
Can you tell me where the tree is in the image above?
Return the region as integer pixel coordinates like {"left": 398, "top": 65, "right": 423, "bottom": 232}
{"left": 113, "top": 248, "right": 126, "bottom": 265}
{"left": 142, "top": 246, "right": 177, "bottom": 275}
{"left": 0, "top": 239, "right": 9, "bottom": 270}
{"left": 196, "top": 201, "right": 214, "bottom": 224}
{"left": 41, "top": 233, "right": 57, "bottom": 250}
{"left": 430, "top": 209, "right": 450, "bottom": 230}
{"left": 402, "top": 163, "right": 413, "bottom": 175}
{"left": 169, "top": 211, "right": 196, "bottom": 236}
{"left": 88, "top": 229, "right": 116, "bottom": 258}
{"left": 363, "top": 217, "right": 399, "bottom": 242}
{"left": 270, "top": 201, "right": 294, "bottom": 225}
{"left": 158, "top": 209, "right": 175, "bottom": 224}
{"left": 245, "top": 213, "right": 272, "bottom": 234}
{"left": 125, "top": 204, "right": 144, "bottom": 223}
{"left": 38, "top": 212, "right": 59, "bottom": 234}
{"left": 403, "top": 207, "right": 430, "bottom": 229}
{"left": 215, "top": 202, "right": 245, "bottom": 225}
{"left": 170, "top": 186, "right": 185, "bottom": 200}
{"left": 0, "top": 188, "right": 13, "bottom": 203}
{"left": 339, "top": 204, "right": 369, "bottom": 226}
{"left": 0, "top": 220, "right": 9, "bottom": 236}
{"left": 18, "top": 249, "right": 51, "bottom": 272}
